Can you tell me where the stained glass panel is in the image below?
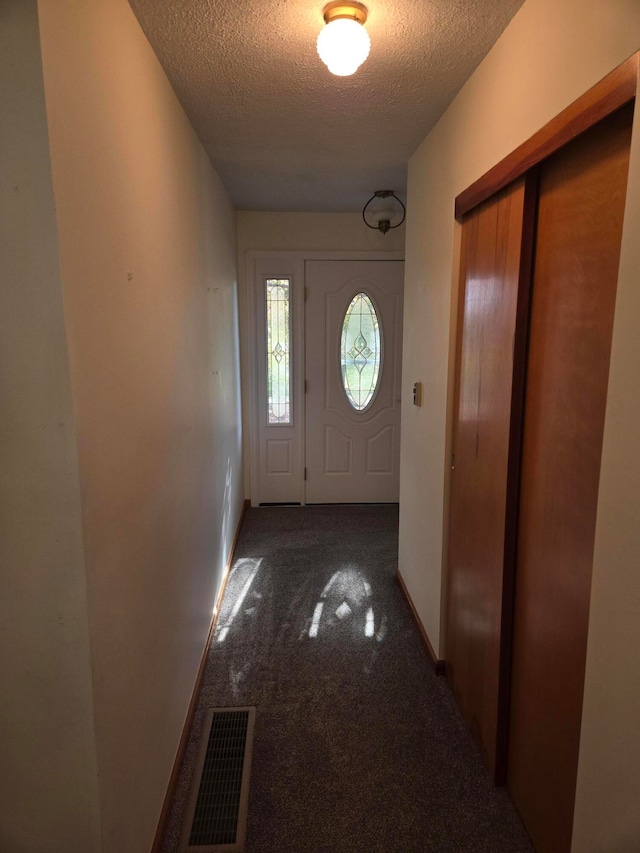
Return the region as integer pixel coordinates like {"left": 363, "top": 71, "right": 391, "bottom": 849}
{"left": 340, "top": 292, "right": 381, "bottom": 411}
{"left": 266, "top": 278, "right": 291, "bottom": 424}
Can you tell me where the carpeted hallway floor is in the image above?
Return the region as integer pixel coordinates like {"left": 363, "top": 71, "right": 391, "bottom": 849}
{"left": 161, "top": 505, "right": 533, "bottom": 852}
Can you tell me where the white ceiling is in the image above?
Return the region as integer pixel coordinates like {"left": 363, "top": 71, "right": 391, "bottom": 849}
{"left": 128, "top": 0, "right": 525, "bottom": 211}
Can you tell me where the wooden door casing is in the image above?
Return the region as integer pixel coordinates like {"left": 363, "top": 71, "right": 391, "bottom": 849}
{"left": 507, "top": 104, "right": 634, "bottom": 853}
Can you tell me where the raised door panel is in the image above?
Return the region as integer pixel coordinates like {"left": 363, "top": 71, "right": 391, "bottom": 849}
{"left": 324, "top": 426, "right": 352, "bottom": 474}
{"left": 266, "top": 440, "right": 292, "bottom": 476}
{"left": 366, "top": 425, "right": 394, "bottom": 474}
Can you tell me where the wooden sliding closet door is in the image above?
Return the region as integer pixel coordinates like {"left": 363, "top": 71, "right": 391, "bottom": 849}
{"left": 507, "top": 104, "right": 634, "bottom": 853}
{"left": 446, "top": 176, "right": 533, "bottom": 778}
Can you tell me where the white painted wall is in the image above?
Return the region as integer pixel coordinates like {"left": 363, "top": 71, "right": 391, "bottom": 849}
{"left": 34, "top": 1, "right": 243, "bottom": 850}
{"left": 0, "top": 2, "right": 101, "bottom": 850}
{"left": 237, "top": 211, "right": 406, "bottom": 255}
{"left": 237, "top": 211, "right": 405, "bottom": 497}
{"left": 399, "top": 0, "right": 640, "bottom": 848}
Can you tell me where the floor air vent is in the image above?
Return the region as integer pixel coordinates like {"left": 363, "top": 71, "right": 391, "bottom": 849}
{"left": 181, "top": 707, "right": 256, "bottom": 852}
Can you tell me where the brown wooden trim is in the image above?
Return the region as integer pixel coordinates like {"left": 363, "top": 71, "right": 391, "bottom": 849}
{"left": 455, "top": 51, "right": 639, "bottom": 219}
{"left": 150, "top": 498, "right": 250, "bottom": 853}
{"left": 395, "top": 569, "right": 446, "bottom": 676}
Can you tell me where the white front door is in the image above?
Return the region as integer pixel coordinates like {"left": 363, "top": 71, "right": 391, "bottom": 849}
{"left": 305, "top": 260, "right": 404, "bottom": 503}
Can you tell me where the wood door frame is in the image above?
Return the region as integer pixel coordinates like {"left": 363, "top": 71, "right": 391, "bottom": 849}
{"left": 245, "top": 250, "right": 404, "bottom": 507}
{"left": 447, "top": 50, "right": 639, "bottom": 783}
{"left": 455, "top": 51, "right": 640, "bottom": 219}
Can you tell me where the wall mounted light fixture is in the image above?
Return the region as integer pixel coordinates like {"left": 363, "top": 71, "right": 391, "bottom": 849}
{"left": 362, "top": 190, "right": 406, "bottom": 234}
{"left": 317, "top": 2, "right": 370, "bottom": 77}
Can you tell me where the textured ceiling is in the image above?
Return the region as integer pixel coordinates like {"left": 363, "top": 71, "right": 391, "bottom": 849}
{"left": 129, "top": 0, "right": 525, "bottom": 211}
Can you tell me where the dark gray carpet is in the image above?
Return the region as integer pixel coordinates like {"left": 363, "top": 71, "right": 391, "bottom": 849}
{"left": 161, "top": 506, "right": 533, "bottom": 852}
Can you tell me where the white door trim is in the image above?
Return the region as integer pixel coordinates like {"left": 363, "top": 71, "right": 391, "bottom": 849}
{"left": 246, "top": 250, "right": 404, "bottom": 506}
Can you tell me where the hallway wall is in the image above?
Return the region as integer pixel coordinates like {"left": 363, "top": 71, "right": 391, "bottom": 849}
{"left": 0, "top": 3, "right": 100, "bottom": 850}
{"left": 236, "top": 211, "right": 405, "bottom": 498}
{"left": 399, "top": 0, "right": 640, "bottom": 849}
{"left": 34, "top": 1, "right": 244, "bottom": 850}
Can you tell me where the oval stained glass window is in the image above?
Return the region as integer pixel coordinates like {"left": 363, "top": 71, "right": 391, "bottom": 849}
{"left": 340, "top": 292, "right": 382, "bottom": 411}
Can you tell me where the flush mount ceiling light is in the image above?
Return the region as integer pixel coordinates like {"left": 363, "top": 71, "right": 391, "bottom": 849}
{"left": 363, "top": 190, "right": 406, "bottom": 234}
{"left": 317, "top": 1, "right": 371, "bottom": 77}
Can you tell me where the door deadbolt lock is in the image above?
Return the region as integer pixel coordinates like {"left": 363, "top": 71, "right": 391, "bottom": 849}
{"left": 413, "top": 382, "right": 422, "bottom": 407}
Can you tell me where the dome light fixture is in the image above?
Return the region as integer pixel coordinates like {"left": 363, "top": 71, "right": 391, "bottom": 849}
{"left": 363, "top": 190, "right": 406, "bottom": 234}
{"left": 317, "top": 1, "right": 371, "bottom": 77}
